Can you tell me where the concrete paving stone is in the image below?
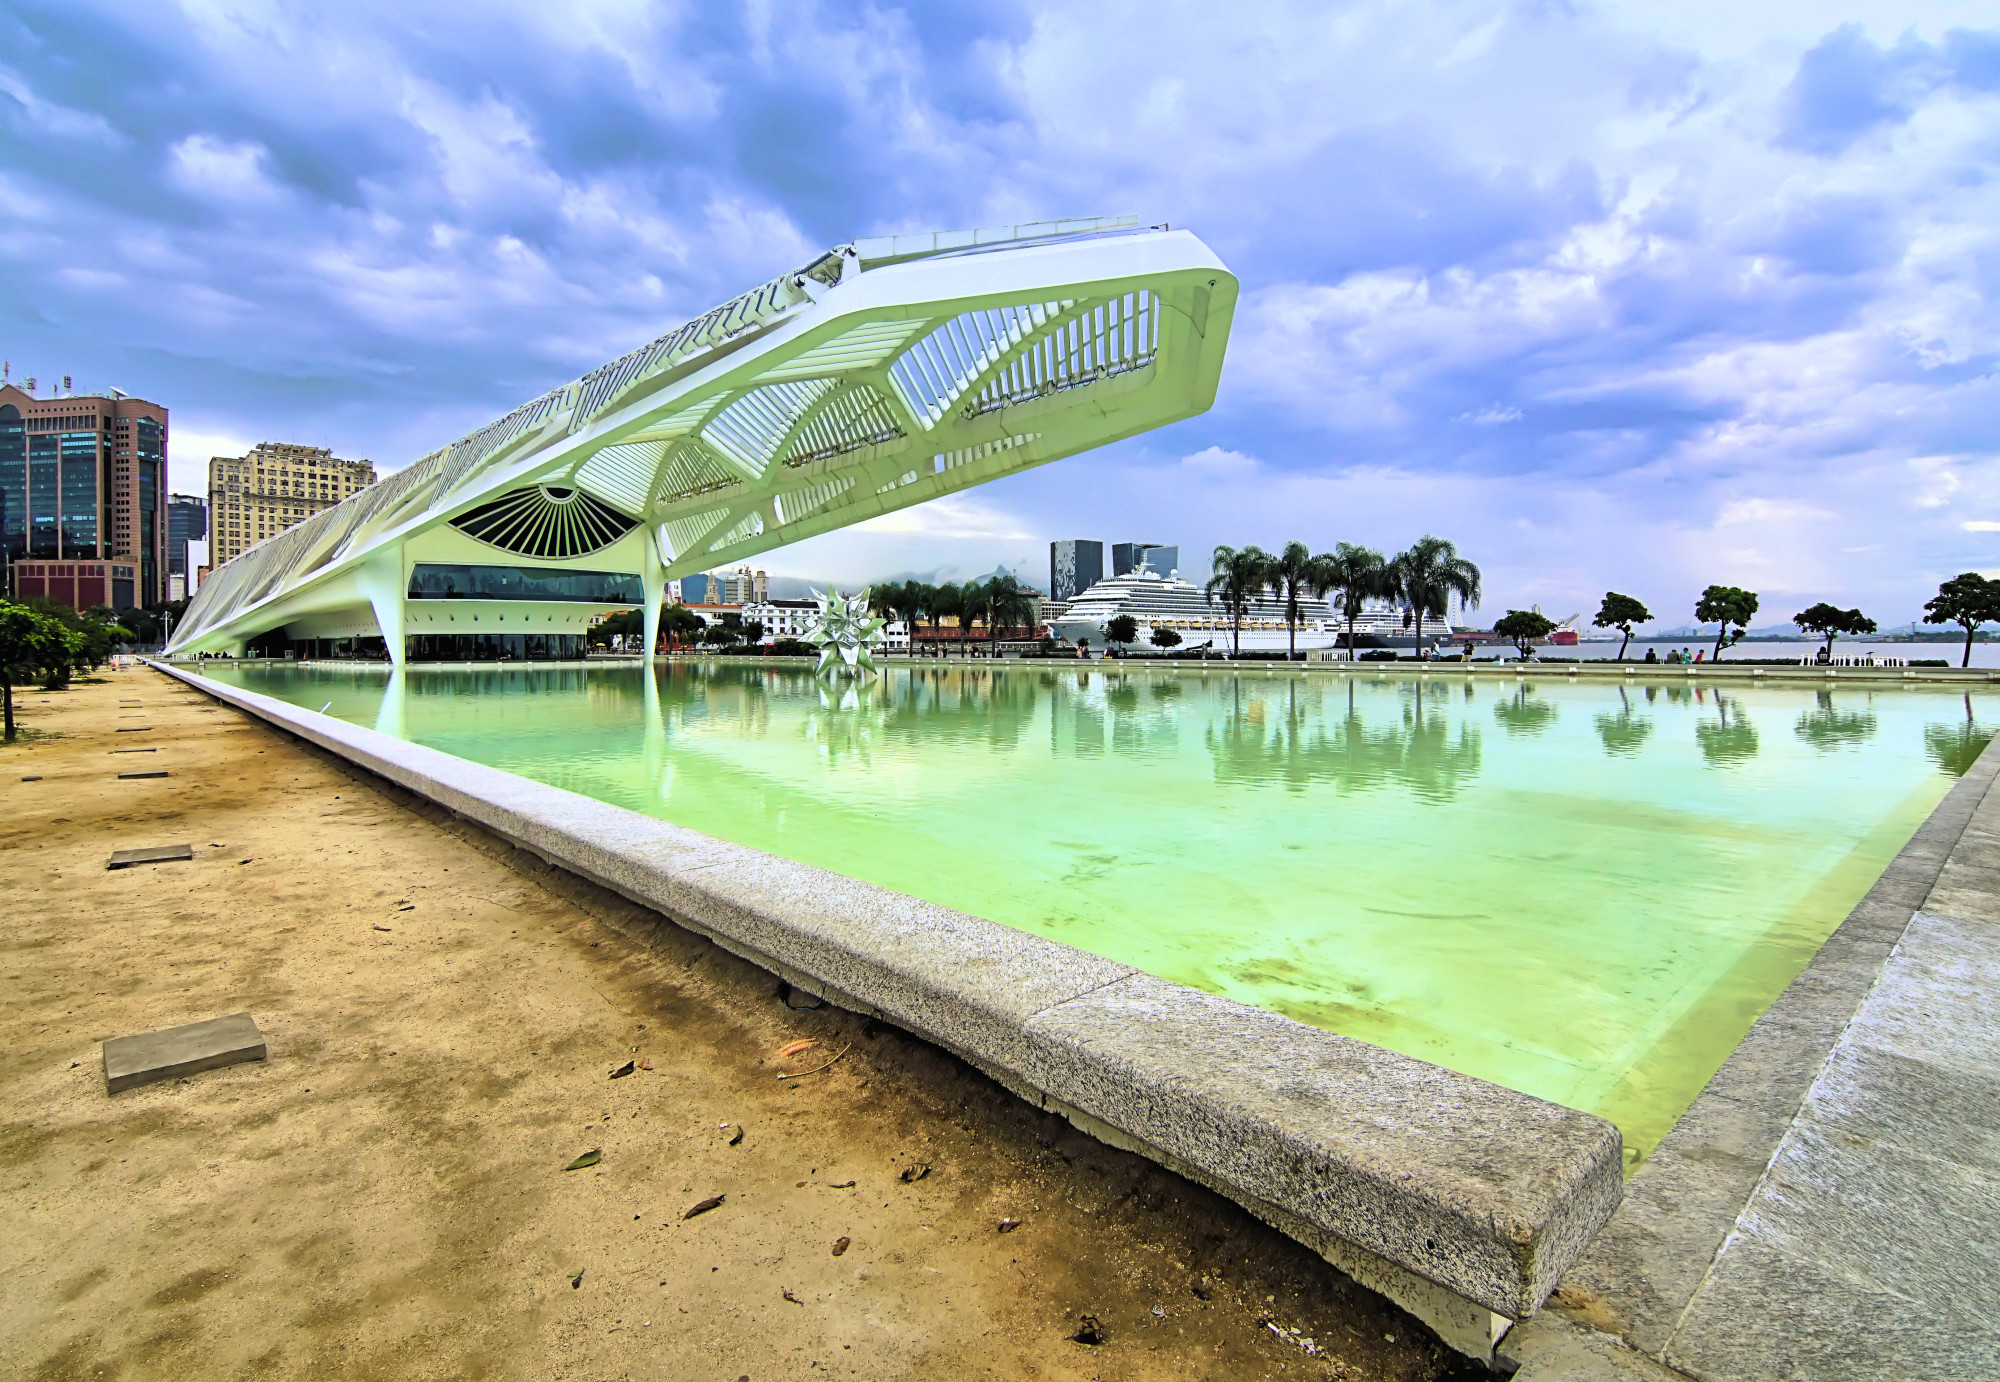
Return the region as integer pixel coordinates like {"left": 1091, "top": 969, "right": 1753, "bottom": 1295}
{"left": 1917, "top": 870, "right": 2000, "bottom": 928}
{"left": 105, "top": 844, "right": 193, "bottom": 869}
{"left": 1838, "top": 914, "right": 2000, "bottom": 1071}
{"left": 103, "top": 1011, "right": 266, "bottom": 1093}
{"left": 1506, "top": 1316, "right": 1688, "bottom": 1382}
{"left": 1017, "top": 970, "right": 1625, "bottom": 1320}
{"left": 1801, "top": 1043, "right": 2000, "bottom": 1176}
{"left": 1665, "top": 1236, "right": 2000, "bottom": 1382}
{"left": 1737, "top": 1121, "right": 2000, "bottom": 1323}
{"left": 1558, "top": 1091, "right": 1794, "bottom": 1353}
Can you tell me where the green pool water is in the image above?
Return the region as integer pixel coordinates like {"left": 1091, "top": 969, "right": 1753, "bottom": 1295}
{"left": 201, "top": 660, "right": 1996, "bottom": 1167}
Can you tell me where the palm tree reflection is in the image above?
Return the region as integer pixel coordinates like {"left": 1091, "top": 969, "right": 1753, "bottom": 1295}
{"left": 1206, "top": 675, "right": 1482, "bottom": 801}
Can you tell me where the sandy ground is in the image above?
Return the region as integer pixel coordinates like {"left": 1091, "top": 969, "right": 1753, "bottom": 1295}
{"left": 0, "top": 667, "right": 1480, "bottom": 1382}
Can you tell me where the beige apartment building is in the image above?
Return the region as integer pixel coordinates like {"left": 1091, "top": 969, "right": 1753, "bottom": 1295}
{"left": 208, "top": 443, "right": 375, "bottom": 565}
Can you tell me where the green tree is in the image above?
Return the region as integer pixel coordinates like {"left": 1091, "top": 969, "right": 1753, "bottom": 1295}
{"left": 1924, "top": 573, "right": 2000, "bottom": 668}
{"left": 1493, "top": 609, "right": 1555, "bottom": 658}
{"left": 660, "top": 604, "right": 704, "bottom": 648}
{"left": 1149, "top": 625, "right": 1182, "bottom": 652}
{"left": 1694, "top": 585, "right": 1759, "bottom": 660}
{"left": 963, "top": 573, "right": 1035, "bottom": 655}
{"left": 1204, "top": 544, "right": 1273, "bottom": 657}
{"left": 956, "top": 578, "right": 986, "bottom": 654}
{"left": 1105, "top": 613, "right": 1139, "bottom": 654}
{"left": 1266, "top": 540, "right": 1317, "bottom": 661}
{"left": 1793, "top": 602, "right": 1878, "bottom": 661}
{"left": 927, "top": 581, "right": 963, "bottom": 653}
{"left": 1592, "top": 592, "right": 1652, "bottom": 660}
{"left": 0, "top": 601, "right": 81, "bottom": 739}
{"left": 1389, "top": 536, "right": 1481, "bottom": 653}
{"left": 1314, "top": 543, "right": 1389, "bottom": 661}
{"left": 892, "top": 580, "right": 931, "bottom": 654}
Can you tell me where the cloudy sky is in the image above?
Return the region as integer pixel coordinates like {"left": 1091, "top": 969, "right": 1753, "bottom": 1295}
{"left": 4, "top": 1, "right": 1997, "bottom": 627}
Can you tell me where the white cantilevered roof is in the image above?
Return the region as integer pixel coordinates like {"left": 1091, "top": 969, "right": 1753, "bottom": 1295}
{"left": 170, "top": 217, "right": 1238, "bottom": 652}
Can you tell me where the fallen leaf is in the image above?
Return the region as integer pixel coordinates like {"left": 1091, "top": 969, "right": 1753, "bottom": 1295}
{"left": 728, "top": 1125, "right": 744, "bottom": 1146}
{"left": 831, "top": 1237, "right": 850, "bottom": 1257}
{"left": 569, "top": 1269, "right": 584, "bottom": 1289}
{"left": 372, "top": 925, "right": 393, "bottom": 933}
{"left": 899, "top": 1163, "right": 930, "bottom": 1183}
{"left": 782, "top": 1289, "right": 804, "bottom": 1305}
{"left": 998, "top": 1218, "right": 1021, "bottom": 1233}
{"left": 609, "top": 1061, "right": 635, "bottom": 1080}
{"left": 829, "top": 1180, "right": 855, "bottom": 1189}
{"left": 683, "top": 1194, "right": 725, "bottom": 1220}
{"left": 777, "top": 1038, "right": 818, "bottom": 1059}
{"left": 564, "top": 1149, "right": 602, "bottom": 1171}
{"left": 1073, "top": 1315, "right": 1105, "bottom": 1346}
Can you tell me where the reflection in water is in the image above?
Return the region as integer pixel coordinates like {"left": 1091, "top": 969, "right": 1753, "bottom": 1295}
{"left": 1925, "top": 693, "right": 1994, "bottom": 774}
{"left": 1594, "top": 686, "right": 1656, "bottom": 757}
{"left": 1695, "top": 692, "right": 1760, "bottom": 766}
{"left": 198, "top": 658, "right": 2000, "bottom": 1170}
{"left": 1206, "top": 676, "right": 1482, "bottom": 801}
{"left": 1795, "top": 690, "right": 1879, "bottom": 751}
{"left": 1494, "top": 684, "right": 1559, "bottom": 737}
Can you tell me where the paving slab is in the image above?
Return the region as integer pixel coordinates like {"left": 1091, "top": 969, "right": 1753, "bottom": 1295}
{"left": 106, "top": 844, "right": 194, "bottom": 869}
{"left": 102, "top": 1011, "right": 266, "bottom": 1093}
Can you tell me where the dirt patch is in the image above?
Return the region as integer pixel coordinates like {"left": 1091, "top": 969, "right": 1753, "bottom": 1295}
{"left": 0, "top": 668, "right": 1483, "bottom": 1380}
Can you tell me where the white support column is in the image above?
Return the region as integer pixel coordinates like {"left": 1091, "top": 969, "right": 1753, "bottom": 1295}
{"left": 642, "top": 525, "right": 667, "bottom": 661}
{"left": 356, "top": 545, "right": 406, "bottom": 667}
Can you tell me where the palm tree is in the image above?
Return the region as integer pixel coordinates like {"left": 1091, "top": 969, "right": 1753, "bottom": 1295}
{"left": 954, "top": 578, "right": 984, "bottom": 656}
{"left": 928, "top": 581, "right": 963, "bottom": 656}
{"left": 1389, "top": 536, "right": 1481, "bottom": 655}
{"left": 972, "top": 573, "right": 1036, "bottom": 655}
{"left": 892, "top": 580, "right": 930, "bottom": 656}
{"left": 1267, "top": 540, "right": 1317, "bottom": 662}
{"left": 1204, "top": 544, "right": 1272, "bottom": 657}
{"left": 1314, "top": 543, "right": 1389, "bottom": 661}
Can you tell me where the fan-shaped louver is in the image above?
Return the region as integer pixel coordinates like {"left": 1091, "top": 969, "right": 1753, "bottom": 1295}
{"left": 450, "top": 485, "right": 638, "bottom": 559}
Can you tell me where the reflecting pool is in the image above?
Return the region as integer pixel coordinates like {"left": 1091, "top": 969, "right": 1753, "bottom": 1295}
{"left": 200, "top": 661, "right": 1998, "bottom": 1167}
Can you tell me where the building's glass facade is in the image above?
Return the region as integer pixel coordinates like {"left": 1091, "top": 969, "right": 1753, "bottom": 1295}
{"left": 406, "top": 563, "right": 643, "bottom": 603}
{"left": 0, "top": 404, "right": 22, "bottom": 562}
{"left": 28, "top": 432, "right": 58, "bottom": 557}
{"left": 136, "top": 418, "right": 162, "bottom": 601}
{"left": 1050, "top": 539, "right": 1104, "bottom": 601}
{"left": 60, "top": 430, "right": 99, "bottom": 559}
{"left": 167, "top": 494, "right": 207, "bottom": 576}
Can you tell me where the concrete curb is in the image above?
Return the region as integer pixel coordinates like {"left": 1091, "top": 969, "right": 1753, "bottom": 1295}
{"left": 151, "top": 660, "right": 1623, "bottom": 1348}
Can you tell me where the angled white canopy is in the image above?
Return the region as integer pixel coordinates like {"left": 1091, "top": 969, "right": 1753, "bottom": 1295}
{"left": 169, "top": 218, "right": 1238, "bottom": 660}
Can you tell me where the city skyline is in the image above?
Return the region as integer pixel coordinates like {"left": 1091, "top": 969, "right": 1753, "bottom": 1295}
{"left": 3, "top": 2, "right": 1996, "bottom": 628}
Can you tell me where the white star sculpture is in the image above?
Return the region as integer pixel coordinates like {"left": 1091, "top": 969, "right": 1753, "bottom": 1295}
{"left": 803, "top": 587, "right": 887, "bottom": 676}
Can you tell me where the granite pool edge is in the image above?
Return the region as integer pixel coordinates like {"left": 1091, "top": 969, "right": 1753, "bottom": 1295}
{"left": 151, "top": 659, "right": 1623, "bottom": 1340}
{"left": 1510, "top": 720, "right": 2000, "bottom": 1373}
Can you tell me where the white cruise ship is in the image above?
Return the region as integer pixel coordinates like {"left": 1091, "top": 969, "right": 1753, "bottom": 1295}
{"left": 1048, "top": 565, "right": 1450, "bottom": 652}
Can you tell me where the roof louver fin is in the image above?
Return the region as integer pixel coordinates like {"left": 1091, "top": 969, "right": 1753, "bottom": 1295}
{"left": 450, "top": 486, "right": 638, "bottom": 559}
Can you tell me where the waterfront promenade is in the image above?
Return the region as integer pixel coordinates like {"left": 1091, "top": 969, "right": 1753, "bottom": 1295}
{"left": 0, "top": 668, "right": 1474, "bottom": 1381}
